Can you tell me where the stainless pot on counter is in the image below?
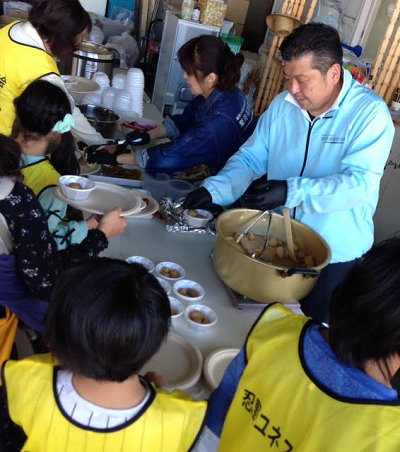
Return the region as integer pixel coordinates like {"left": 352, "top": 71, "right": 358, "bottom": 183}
{"left": 76, "top": 104, "right": 120, "bottom": 139}
{"left": 66, "top": 41, "right": 120, "bottom": 80}
{"left": 213, "top": 209, "right": 332, "bottom": 304}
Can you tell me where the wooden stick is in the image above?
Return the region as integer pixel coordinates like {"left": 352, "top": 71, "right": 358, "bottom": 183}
{"left": 385, "top": 70, "right": 400, "bottom": 104}
{"left": 283, "top": 208, "right": 297, "bottom": 263}
{"left": 305, "top": 0, "right": 319, "bottom": 24}
{"left": 377, "top": 25, "right": 400, "bottom": 98}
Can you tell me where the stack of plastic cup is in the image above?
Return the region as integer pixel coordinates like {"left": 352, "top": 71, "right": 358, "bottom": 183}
{"left": 113, "top": 89, "right": 132, "bottom": 119}
{"left": 126, "top": 68, "right": 144, "bottom": 117}
{"left": 82, "top": 92, "right": 102, "bottom": 106}
{"left": 112, "top": 73, "right": 126, "bottom": 90}
{"left": 102, "top": 87, "right": 119, "bottom": 111}
{"left": 91, "top": 72, "right": 110, "bottom": 93}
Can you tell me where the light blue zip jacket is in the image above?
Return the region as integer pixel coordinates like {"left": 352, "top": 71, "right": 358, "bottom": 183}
{"left": 203, "top": 69, "right": 395, "bottom": 263}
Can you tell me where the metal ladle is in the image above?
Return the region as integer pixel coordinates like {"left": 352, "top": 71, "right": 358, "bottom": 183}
{"left": 252, "top": 211, "right": 273, "bottom": 260}
{"left": 236, "top": 210, "right": 270, "bottom": 244}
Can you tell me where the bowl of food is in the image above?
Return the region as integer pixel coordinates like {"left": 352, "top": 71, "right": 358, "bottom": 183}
{"left": 169, "top": 296, "right": 184, "bottom": 319}
{"left": 173, "top": 279, "right": 205, "bottom": 303}
{"left": 156, "top": 277, "right": 172, "bottom": 295}
{"left": 184, "top": 304, "right": 218, "bottom": 332}
{"left": 58, "top": 175, "right": 96, "bottom": 201}
{"left": 155, "top": 262, "right": 185, "bottom": 281}
{"left": 184, "top": 209, "right": 213, "bottom": 228}
{"left": 125, "top": 255, "right": 155, "bottom": 273}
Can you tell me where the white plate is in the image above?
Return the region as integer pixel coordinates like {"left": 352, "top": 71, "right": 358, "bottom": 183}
{"left": 203, "top": 348, "right": 240, "bottom": 390}
{"left": 141, "top": 331, "right": 203, "bottom": 391}
{"left": 127, "top": 190, "right": 159, "bottom": 218}
{"left": 61, "top": 75, "right": 100, "bottom": 94}
{"left": 80, "top": 163, "right": 101, "bottom": 176}
{"left": 53, "top": 181, "right": 142, "bottom": 216}
{"left": 88, "top": 165, "right": 144, "bottom": 188}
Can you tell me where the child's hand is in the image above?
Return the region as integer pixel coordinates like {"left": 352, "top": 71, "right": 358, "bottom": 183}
{"left": 144, "top": 371, "right": 169, "bottom": 388}
{"left": 97, "top": 207, "right": 127, "bottom": 238}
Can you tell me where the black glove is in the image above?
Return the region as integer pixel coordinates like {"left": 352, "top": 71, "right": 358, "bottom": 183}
{"left": 123, "top": 130, "right": 151, "bottom": 148}
{"left": 183, "top": 187, "right": 212, "bottom": 210}
{"left": 86, "top": 145, "right": 119, "bottom": 166}
{"left": 240, "top": 176, "right": 287, "bottom": 211}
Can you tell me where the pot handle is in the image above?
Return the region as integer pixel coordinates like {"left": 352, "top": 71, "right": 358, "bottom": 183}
{"left": 278, "top": 268, "right": 319, "bottom": 278}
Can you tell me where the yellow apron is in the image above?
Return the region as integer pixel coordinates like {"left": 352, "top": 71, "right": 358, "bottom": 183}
{"left": 0, "top": 21, "right": 60, "bottom": 136}
{"left": 3, "top": 353, "right": 207, "bottom": 452}
{"left": 219, "top": 304, "right": 400, "bottom": 452}
{"left": 21, "top": 157, "right": 60, "bottom": 197}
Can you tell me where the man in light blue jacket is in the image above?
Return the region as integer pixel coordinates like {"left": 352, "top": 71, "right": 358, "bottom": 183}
{"left": 184, "top": 23, "right": 395, "bottom": 323}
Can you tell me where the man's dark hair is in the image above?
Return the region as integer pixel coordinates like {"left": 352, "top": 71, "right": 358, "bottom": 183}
{"left": 329, "top": 238, "right": 400, "bottom": 381}
{"left": 0, "top": 134, "right": 23, "bottom": 181}
{"left": 178, "top": 34, "right": 244, "bottom": 92}
{"left": 45, "top": 258, "right": 171, "bottom": 382}
{"left": 29, "top": 0, "right": 92, "bottom": 58}
{"left": 280, "top": 23, "right": 343, "bottom": 75}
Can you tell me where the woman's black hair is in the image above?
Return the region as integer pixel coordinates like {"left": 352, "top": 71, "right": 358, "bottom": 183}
{"left": 280, "top": 23, "right": 343, "bottom": 75}
{"left": 0, "top": 134, "right": 23, "bottom": 182}
{"left": 329, "top": 238, "right": 400, "bottom": 380}
{"left": 12, "top": 80, "right": 79, "bottom": 175}
{"left": 44, "top": 258, "right": 171, "bottom": 382}
{"left": 29, "top": 0, "right": 92, "bottom": 58}
{"left": 178, "top": 35, "right": 244, "bottom": 92}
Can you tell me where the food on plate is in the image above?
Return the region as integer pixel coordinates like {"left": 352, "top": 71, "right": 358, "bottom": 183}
{"left": 171, "top": 308, "right": 178, "bottom": 316}
{"left": 161, "top": 267, "right": 181, "bottom": 278}
{"left": 189, "top": 209, "right": 206, "bottom": 219}
{"left": 101, "top": 165, "right": 143, "bottom": 181}
{"left": 226, "top": 232, "right": 316, "bottom": 269}
{"left": 68, "top": 182, "right": 83, "bottom": 189}
{"left": 78, "top": 152, "right": 99, "bottom": 173}
{"left": 178, "top": 288, "right": 199, "bottom": 298}
{"left": 189, "top": 310, "right": 210, "bottom": 324}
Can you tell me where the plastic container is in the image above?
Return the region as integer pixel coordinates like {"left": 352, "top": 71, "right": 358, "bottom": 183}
{"left": 58, "top": 176, "right": 96, "bottom": 201}
{"left": 184, "top": 209, "right": 213, "bottom": 228}
{"left": 221, "top": 34, "right": 244, "bottom": 54}
{"left": 155, "top": 262, "right": 186, "bottom": 281}
{"left": 143, "top": 173, "right": 170, "bottom": 202}
{"left": 173, "top": 279, "right": 205, "bottom": 303}
{"left": 184, "top": 304, "right": 218, "bottom": 332}
{"left": 169, "top": 296, "right": 184, "bottom": 319}
{"left": 125, "top": 255, "right": 155, "bottom": 273}
{"left": 166, "top": 179, "right": 195, "bottom": 201}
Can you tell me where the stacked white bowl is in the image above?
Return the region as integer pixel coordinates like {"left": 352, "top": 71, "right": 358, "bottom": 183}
{"left": 91, "top": 72, "right": 110, "bottom": 93}
{"left": 112, "top": 73, "right": 126, "bottom": 90}
{"left": 102, "top": 87, "right": 119, "bottom": 111}
{"left": 126, "top": 68, "right": 144, "bottom": 117}
{"left": 82, "top": 92, "right": 102, "bottom": 106}
{"left": 113, "top": 89, "right": 132, "bottom": 119}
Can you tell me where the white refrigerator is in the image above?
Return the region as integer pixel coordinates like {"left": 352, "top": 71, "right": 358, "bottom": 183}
{"left": 152, "top": 11, "right": 220, "bottom": 116}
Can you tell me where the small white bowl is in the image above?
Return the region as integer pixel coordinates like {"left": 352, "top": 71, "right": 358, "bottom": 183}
{"left": 155, "top": 262, "right": 185, "bottom": 281}
{"left": 173, "top": 279, "right": 205, "bottom": 303}
{"left": 184, "top": 209, "right": 213, "bottom": 228}
{"left": 169, "top": 296, "right": 184, "bottom": 319}
{"left": 58, "top": 175, "right": 96, "bottom": 201}
{"left": 156, "top": 277, "right": 172, "bottom": 295}
{"left": 184, "top": 304, "right": 218, "bottom": 332}
{"left": 125, "top": 255, "right": 155, "bottom": 273}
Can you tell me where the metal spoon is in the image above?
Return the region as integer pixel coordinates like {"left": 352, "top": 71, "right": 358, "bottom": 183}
{"left": 252, "top": 211, "right": 273, "bottom": 259}
{"left": 236, "top": 210, "right": 269, "bottom": 244}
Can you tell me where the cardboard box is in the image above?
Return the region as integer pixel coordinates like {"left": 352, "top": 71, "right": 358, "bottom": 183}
{"left": 7, "top": 8, "right": 29, "bottom": 19}
{"left": 225, "top": 0, "right": 249, "bottom": 27}
{"left": 0, "top": 15, "right": 27, "bottom": 28}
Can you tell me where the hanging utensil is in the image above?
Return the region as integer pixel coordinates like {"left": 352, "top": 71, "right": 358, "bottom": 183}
{"left": 236, "top": 210, "right": 269, "bottom": 244}
{"left": 283, "top": 207, "right": 298, "bottom": 263}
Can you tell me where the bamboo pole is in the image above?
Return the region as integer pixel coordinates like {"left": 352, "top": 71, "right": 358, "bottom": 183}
{"left": 305, "top": 0, "right": 319, "bottom": 24}
{"left": 260, "top": 58, "right": 280, "bottom": 112}
{"left": 377, "top": 27, "right": 400, "bottom": 98}
{"left": 385, "top": 68, "right": 400, "bottom": 104}
{"left": 370, "top": 0, "right": 400, "bottom": 88}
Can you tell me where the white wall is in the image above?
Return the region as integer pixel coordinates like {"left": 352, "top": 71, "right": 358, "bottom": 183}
{"left": 79, "top": 0, "right": 107, "bottom": 16}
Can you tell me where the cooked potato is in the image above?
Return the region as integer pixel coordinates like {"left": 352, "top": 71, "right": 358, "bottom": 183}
{"left": 189, "top": 310, "right": 205, "bottom": 323}
{"left": 170, "top": 269, "right": 180, "bottom": 278}
{"left": 68, "top": 182, "right": 83, "bottom": 189}
{"left": 171, "top": 309, "right": 178, "bottom": 316}
{"left": 186, "top": 288, "right": 199, "bottom": 298}
{"left": 178, "top": 288, "right": 188, "bottom": 296}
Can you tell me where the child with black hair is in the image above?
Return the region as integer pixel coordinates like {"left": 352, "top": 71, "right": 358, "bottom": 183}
{"left": 1, "top": 258, "right": 207, "bottom": 451}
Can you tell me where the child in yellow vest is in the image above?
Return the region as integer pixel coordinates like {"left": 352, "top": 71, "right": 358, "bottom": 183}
{"left": 199, "top": 238, "right": 400, "bottom": 451}
{"left": 1, "top": 258, "right": 207, "bottom": 451}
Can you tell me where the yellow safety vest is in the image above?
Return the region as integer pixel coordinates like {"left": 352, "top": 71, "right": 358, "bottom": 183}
{"left": 218, "top": 304, "right": 400, "bottom": 452}
{"left": 3, "top": 354, "right": 207, "bottom": 452}
{"left": 21, "top": 157, "right": 60, "bottom": 197}
{"left": 0, "top": 21, "right": 60, "bottom": 136}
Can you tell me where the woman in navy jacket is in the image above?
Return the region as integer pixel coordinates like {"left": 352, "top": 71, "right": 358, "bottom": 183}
{"left": 89, "top": 35, "right": 256, "bottom": 176}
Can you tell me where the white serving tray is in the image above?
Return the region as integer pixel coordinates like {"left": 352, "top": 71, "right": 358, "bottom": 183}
{"left": 88, "top": 165, "right": 144, "bottom": 188}
{"left": 54, "top": 181, "right": 142, "bottom": 216}
{"left": 203, "top": 348, "right": 240, "bottom": 390}
{"left": 127, "top": 190, "right": 159, "bottom": 218}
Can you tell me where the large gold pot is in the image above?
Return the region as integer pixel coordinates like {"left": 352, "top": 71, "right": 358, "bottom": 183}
{"left": 213, "top": 209, "right": 332, "bottom": 303}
